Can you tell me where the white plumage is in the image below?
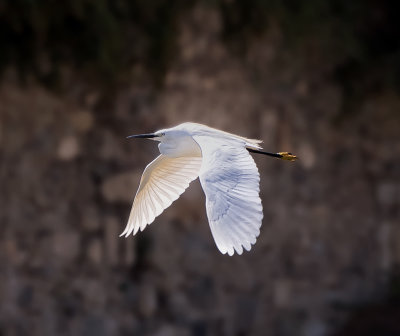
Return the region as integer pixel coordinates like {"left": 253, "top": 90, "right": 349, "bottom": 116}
{"left": 121, "top": 122, "right": 296, "bottom": 256}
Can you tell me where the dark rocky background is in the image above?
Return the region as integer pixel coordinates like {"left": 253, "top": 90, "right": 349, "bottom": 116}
{"left": 1, "top": 1, "right": 400, "bottom": 335}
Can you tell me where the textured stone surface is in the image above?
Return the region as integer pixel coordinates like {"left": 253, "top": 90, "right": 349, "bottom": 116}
{"left": 57, "top": 136, "right": 80, "bottom": 161}
{"left": 101, "top": 172, "right": 141, "bottom": 203}
{"left": 1, "top": 5, "right": 400, "bottom": 336}
{"left": 52, "top": 230, "right": 80, "bottom": 263}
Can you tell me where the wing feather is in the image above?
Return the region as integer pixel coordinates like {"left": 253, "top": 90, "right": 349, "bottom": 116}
{"left": 121, "top": 155, "right": 202, "bottom": 237}
{"left": 193, "top": 135, "right": 263, "bottom": 256}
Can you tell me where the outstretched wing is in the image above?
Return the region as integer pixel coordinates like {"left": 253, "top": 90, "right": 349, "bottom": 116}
{"left": 193, "top": 136, "right": 263, "bottom": 256}
{"left": 121, "top": 154, "right": 202, "bottom": 237}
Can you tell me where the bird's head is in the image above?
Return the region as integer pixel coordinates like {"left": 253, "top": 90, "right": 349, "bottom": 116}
{"left": 127, "top": 125, "right": 191, "bottom": 143}
{"left": 127, "top": 125, "right": 201, "bottom": 157}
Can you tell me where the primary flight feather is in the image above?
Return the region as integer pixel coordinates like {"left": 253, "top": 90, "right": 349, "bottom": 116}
{"left": 121, "top": 122, "right": 297, "bottom": 256}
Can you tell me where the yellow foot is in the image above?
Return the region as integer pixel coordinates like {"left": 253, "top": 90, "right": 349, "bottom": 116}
{"left": 277, "top": 152, "right": 298, "bottom": 161}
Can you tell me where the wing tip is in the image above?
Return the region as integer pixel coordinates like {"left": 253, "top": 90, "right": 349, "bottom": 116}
{"left": 217, "top": 233, "right": 260, "bottom": 256}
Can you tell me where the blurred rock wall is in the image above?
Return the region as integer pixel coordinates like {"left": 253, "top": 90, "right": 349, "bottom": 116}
{"left": 1, "top": 6, "right": 400, "bottom": 336}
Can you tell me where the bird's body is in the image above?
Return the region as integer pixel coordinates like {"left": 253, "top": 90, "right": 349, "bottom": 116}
{"left": 121, "top": 122, "right": 296, "bottom": 256}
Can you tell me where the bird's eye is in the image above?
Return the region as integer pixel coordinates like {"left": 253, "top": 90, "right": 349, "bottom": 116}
{"left": 161, "top": 132, "right": 166, "bottom": 136}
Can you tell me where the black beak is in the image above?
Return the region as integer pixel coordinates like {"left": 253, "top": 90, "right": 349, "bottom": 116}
{"left": 126, "top": 133, "right": 157, "bottom": 139}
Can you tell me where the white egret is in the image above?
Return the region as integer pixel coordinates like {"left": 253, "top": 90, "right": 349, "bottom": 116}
{"left": 121, "top": 122, "right": 297, "bottom": 256}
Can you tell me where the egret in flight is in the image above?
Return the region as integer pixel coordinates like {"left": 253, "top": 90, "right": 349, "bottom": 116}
{"left": 121, "top": 122, "right": 297, "bottom": 256}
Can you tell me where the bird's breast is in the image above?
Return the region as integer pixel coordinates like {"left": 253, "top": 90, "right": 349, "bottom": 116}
{"left": 158, "top": 136, "right": 202, "bottom": 158}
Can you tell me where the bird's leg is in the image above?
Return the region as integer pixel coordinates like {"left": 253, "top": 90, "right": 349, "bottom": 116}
{"left": 276, "top": 152, "right": 298, "bottom": 161}
{"left": 247, "top": 148, "right": 298, "bottom": 161}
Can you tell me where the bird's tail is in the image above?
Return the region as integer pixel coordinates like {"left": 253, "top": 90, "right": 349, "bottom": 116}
{"left": 245, "top": 138, "right": 263, "bottom": 150}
